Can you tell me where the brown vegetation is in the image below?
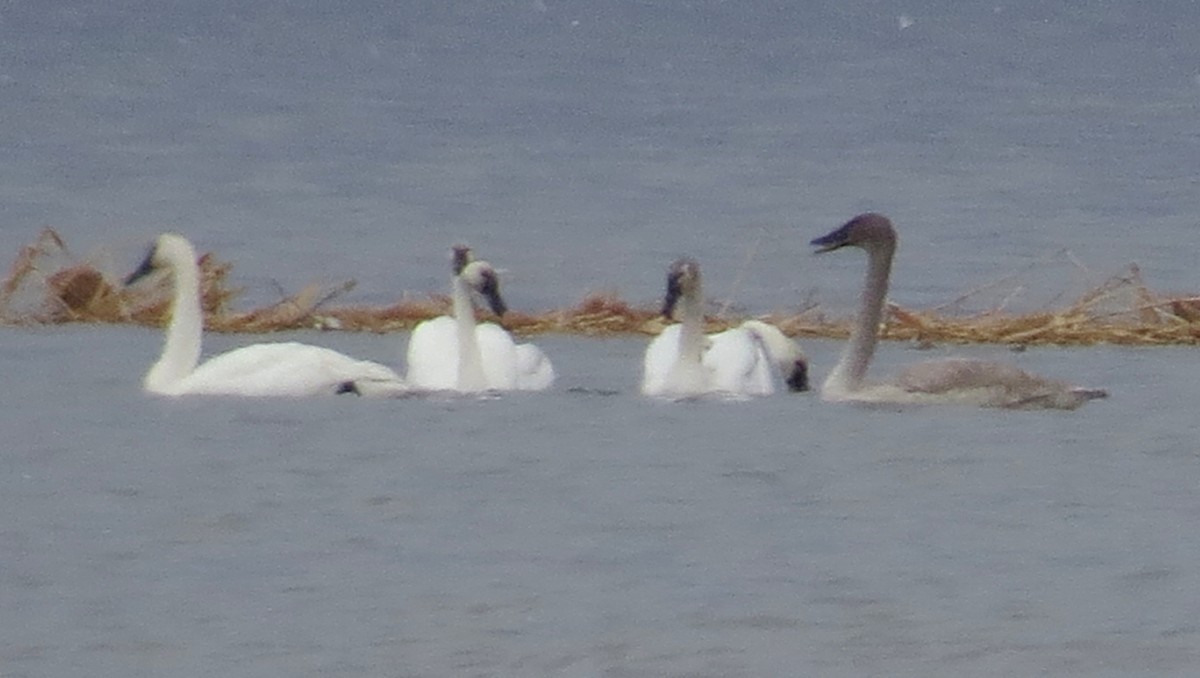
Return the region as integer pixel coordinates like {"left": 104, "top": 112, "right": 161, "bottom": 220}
{"left": 3, "top": 228, "right": 1199, "bottom": 346}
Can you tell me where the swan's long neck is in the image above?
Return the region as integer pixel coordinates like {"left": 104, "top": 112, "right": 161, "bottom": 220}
{"left": 667, "top": 280, "right": 708, "bottom": 393}
{"left": 146, "top": 244, "right": 203, "bottom": 392}
{"left": 676, "top": 288, "right": 706, "bottom": 367}
{"left": 832, "top": 243, "right": 893, "bottom": 392}
{"left": 451, "top": 275, "right": 488, "bottom": 392}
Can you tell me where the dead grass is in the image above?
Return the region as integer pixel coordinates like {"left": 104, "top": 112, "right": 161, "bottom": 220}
{"left": 3, "top": 228, "right": 1200, "bottom": 346}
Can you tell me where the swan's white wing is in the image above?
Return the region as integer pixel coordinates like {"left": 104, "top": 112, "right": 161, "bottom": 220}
{"left": 406, "top": 317, "right": 536, "bottom": 393}
{"left": 641, "top": 325, "right": 681, "bottom": 396}
{"left": 738, "top": 320, "right": 809, "bottom": 391}
{"left": 474, "top": 323, "right": 520, "bottom": 390}
{"left": 705, "top": 327, "right": 774, "bottom": 396}
{"left": 405, "top": 316, "right": 459, "bottom": 390}
{"left": 172, "top": 342, "right": 401, "bottom": 397}
{"left": 513, "top": 342, "right": 555, "bottom": 390}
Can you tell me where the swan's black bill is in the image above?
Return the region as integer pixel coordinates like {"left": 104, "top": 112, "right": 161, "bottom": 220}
{"left": 813, "top": 213, "right": 895, "bottom": 252}
{"left": 478, "top": 271, "right": 508, "bottom": 316}
{"left": 810, "top": 223, "right": 853, "bottom": 253}
{"left": 661, "top": 272, "right": 683, "bottom": 319}
{"left": 661, "top": 258, "right": 695, "bottom": 319}
{"left": 124, "top": 246, "right": 157, "bottom": 286}
{"left": 451, "top": 245, "right": 472, "bottom": 275}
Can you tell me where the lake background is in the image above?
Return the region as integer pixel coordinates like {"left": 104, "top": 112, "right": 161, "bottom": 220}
{"left": 2, "top": 1, "right": 1200, "bottom": 676}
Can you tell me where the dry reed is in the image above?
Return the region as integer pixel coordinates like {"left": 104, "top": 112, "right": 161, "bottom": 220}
{"left": 3, "top": 229, "right": 1199, "bottom": 346}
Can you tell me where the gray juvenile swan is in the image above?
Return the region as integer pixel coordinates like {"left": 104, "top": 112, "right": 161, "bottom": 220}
{"left": 811, "top": 213, "right": 1107, "bottom": 410}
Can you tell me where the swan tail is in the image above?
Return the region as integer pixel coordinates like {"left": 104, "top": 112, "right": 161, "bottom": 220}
{"left": 1006, "top": 386, "right": 1109, "bottom": 410}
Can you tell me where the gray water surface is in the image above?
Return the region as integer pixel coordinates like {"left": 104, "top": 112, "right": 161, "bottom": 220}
{"left": 3, "top": 328, "right": 1198, "bottom": 677}
{"left": 3, "top": 1, "right": 1200, "bottom": 676}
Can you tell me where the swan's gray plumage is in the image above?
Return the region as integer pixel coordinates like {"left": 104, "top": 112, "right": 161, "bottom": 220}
{"left": 895, "top": 358, "right": 1106, "bottom": 410}
{"left": 811, "top": 213, "right": 1105, "bottom": 410}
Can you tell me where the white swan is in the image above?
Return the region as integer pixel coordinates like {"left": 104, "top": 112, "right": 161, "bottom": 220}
{"left": 641, "top": 258, "right": 809, "bottom": 397}
{"left": 811, "top": 213, "right": 1107, "bottom": 409}
{"left": 124, "top": 233, "right": 407, "bottom": 397}
{"left": 405, "top": 246, "right": 555, "bottom": 393}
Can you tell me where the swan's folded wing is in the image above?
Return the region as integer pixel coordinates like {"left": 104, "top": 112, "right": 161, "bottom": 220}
{"left": 406, "top": 316, "right": 459, "bottom": 390}
{"left": 514, "top": 342, "right": 555, "bottom": 390}
{"left": 705, "top": 328, "right": 774, "bottom": 396}
{"left": 895, "top": 358, "right": 1095, "bottom": 409}
{"left": 474, "top": 323, "right": 520, "bottom": 390}
{"left": 641, "top": 325, "right": 681, "bottom": 396}
{"left": 180, "top": 342, "right": 401, "bottom": 397}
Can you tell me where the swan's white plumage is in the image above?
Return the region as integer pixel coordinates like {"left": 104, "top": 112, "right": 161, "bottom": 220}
{"left": 406, "top": 316, "right": 524, "bottom": 391}
{"left": 405, "top": 316, "right": 466, "bottom": 390}
{"left": 514, "top": 342, "right": 556, "bottom": 390}
{"left": 704, "top": 326, "right": 777, "bottom": 395}
{"left": 158, "top": 342, "right": 401, "bottom": 397}
{"left": 405, "top": 253, "right": 554, "bottom": 393}
{"left": 641, "top": 258, "right": 806, "bottom": 398}
{"left": 127, "top": 233, "right": 407, "bottom": 397}
{"left": 643, "top": 324, "right": 797, "bottom": 397}
{"left": 812, "top": 213, "right": 1106, "bottom": 410}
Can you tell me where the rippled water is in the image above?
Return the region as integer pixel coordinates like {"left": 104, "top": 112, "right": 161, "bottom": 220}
{"left": 4, "top": 1, "right": 1200, "bottom": 676}
{"left": 5, "top": 329, "right": 1199, "bottom": 677}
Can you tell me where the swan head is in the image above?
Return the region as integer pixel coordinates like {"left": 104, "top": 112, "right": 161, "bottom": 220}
{"left": 661, "top": 257, "right": 700, "bottom": 319}
{"left": 451, "top": 244, "right": 473, "bottom": 275}
{"left": 124, "top": 233, "right": 195, "bottom": 285}
{"left": 785, "top": 360, "right": 810, "bottom": 392}
{"left": 741, "top": 320, "right": 810, "bottom": 392}
{"left": 460, "top": 260, "right": 507, "bottom": 316}
{"left": 811, "top": 212, "right": 896, "bottom": 253}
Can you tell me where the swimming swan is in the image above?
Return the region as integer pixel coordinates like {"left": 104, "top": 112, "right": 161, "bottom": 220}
{"left": 405, "top": 246, "right": 555, "bottom": 393}
{"left": 641, "top": 258, "right": 809, "bottom": 397}
{"left": 811, "top": 213, "right": 1107, "bottom": 409}
{"left": 125, "top": 233, "right": 406, "bottom": 397}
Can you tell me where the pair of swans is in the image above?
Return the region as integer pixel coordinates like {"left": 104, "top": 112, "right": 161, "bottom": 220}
{"left": 641, "top": 258, "right": 809, "bottom": 398}
{"left": 403, "top": 245, "right": 555, "bottom": 393}
{"left": 639, "top": 214, "right": 1106, "bottom": 409}
{"left": 126, "top": 235, "right": 553, "bottom": 397}
{"left": 810, "top": 213, "right": 1107, "bottom": 410}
